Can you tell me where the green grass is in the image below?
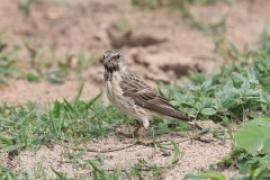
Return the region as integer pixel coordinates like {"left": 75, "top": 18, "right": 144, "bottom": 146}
{"left": 0, "top": 165, "right": 17, "bottom": 180}
{"left": 0, "top": 92, "right": 129, "bottom": 152}
{"left": 0, "top": 86, "right": 189, "bottom": 154}
{"left": 0, "top": 44, "right": 22, "bottom": 85}
{"left": 0, "top": 39, "right": 95, "bottom": 85}
{"left": 179, "top": 26, "right": 270, "bottom": 179}
{"left": 0, "top": 90, "right": 184, "bottom": 179}
{"left": 186, "top": 118, "right": 270, "bottom": 179}
{"left": 163, "top": 57, "right": 270, "bottom": 123}
{"left": 162, "top": 25, "right": 270, "bottom": 124}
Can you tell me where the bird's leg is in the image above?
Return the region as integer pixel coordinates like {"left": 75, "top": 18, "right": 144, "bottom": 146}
{"left": 133, "top": 118, "right": 149, "bottom": 137}
{"left": 133, "top": 124, "right": 142, "bottom": 137}
{"left": 134, "top": 118, "right": 151, "bottom": 144}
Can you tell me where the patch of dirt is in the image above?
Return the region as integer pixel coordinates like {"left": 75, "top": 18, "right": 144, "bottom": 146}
{"left": 0, "top": 0, "right": 220, "bottom": 103}
{"left": 1, "top": 0, "right": 269, "bottom": 104}
{"left": 0, "top": 152, "right": 8, "bottom": 166}
{"left": 127, "top": 49, "right": 215, "bottom": 84}
{"left": 0, "top": 80, "right": 101, "bottom": 104}
{"left": 190, "top": 0, "right": 270, "bottom": 48}
{"left": 107, "top": 22, "right": 168, "bottom": 48}
{"left": 9, "top": 121, "right": 232, "bottom": 179}
{"left": 1, "top": 0, "right": 268, "bottom": 104}
{"left": 14, "top": 145, "right": 77, "bottom": 178}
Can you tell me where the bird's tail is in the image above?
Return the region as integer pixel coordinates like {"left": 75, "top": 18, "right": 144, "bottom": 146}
{"left": 169, "top": 111, "right": 192, "bottom": 121}
{"left": 170, "top": 112, "right": 203, "bottom": 129}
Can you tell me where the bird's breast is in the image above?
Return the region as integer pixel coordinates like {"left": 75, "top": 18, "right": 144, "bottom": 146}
{"left": 105, "top": 72, "right": 144, "bottom": 119}
{"left": 105, "top": 72, "right": 122, "bottom": 103}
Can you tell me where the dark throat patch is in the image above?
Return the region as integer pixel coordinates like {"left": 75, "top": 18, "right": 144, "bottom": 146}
{"left": 104, "top": 63, "right": 119, "bottom": 81}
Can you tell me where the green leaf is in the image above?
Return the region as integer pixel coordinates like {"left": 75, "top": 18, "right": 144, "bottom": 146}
{"left": 171, "top": 141, "right": 181, "bottom": 164}
{"left": 199, "top": 171, "right": 226, "bottom": 180}
{"left": 26, "top": 72, "right": 41, "bottom": 82}
{"left": 73, "top": 83, "right": 85, "bottom": 103}
{"left": 0, "top": 165, "right": 17, "bottom": 180}
{"left": 0, "top": 144, "right": 24, "bottom": 153}
{"left": 184, "top": 171, "right": 226, "bottom": 180}
{"left": 201, "top": 108, "right": 216, "bottom": 116}
{"left": 234, "top": 118, "right": 270, "bottom": 155}
{"left": 51, "top": 168, "right": 68, "bottom": 180}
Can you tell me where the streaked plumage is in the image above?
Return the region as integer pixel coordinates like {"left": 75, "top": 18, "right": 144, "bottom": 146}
{"left": 100, "top": 49, "right": 191, "bottom": 134}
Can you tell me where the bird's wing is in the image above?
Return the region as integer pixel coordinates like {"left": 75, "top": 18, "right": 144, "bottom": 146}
{"left": 120, "top": 73, "right": 190, "bottom": 121}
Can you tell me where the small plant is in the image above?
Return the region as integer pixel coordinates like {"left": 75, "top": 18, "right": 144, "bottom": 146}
{"left": 185, "top": 118, "right": 270, "bottom": 179}
{"left": 234, "top": 118, "right": 270, "bottom": 156}
{"left": 131, "top": 0, "right": 161, "bottom": 9}
{"left": 163, "top": 63, "right": 270, "bottom": 122}
{"left": 0, "top": 91, "right": 132, "bottom": 154}
{"left": 0, "top": 44, "right": 22, "bottom": 85}
{"left": 161, "top": 25, "right": 270, "bottom": 123}
{"left": 254, "top": 25, "right": 270, "bottom": 93}
{"left": 18, "top": 0, "right": 40, "bottom": 16}
{"left": 0, "top": 165, "right": 17, "bottom": 180}
{"left": 184, "top": 171, "right": 226, "bottom": 180}
{"left": 218, "top": 118, "right": 270, "bottom": 179}
{"left": 182, "top": 25, "right": 270, "bottom": 175}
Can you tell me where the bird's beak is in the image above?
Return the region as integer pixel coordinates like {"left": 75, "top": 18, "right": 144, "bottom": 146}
{"left": 99, "top": 57, "right": 104, "bottom": 64}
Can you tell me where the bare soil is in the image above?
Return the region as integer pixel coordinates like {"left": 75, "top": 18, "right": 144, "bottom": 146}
{"left": 5, "top": 121, "right": 231, "bottom": 179}
{"left": 1, "top": 0, "right": 270, "bottom": 179}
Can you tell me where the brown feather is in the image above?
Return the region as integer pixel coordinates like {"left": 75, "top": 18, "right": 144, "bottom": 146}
{"left": 120, "top": 72, "right": 191, "bottom": 121}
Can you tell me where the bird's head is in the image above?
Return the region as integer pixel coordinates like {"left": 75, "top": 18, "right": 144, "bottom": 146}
{"left": 100, "top": 50, "right": 126, "bottom": 73}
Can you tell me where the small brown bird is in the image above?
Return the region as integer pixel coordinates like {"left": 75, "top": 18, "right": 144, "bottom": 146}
{"left": 100, "top": 49, "right": 192, "bottom": 135}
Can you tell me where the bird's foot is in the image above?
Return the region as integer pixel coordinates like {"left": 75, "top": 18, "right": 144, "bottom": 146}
{"left": 135, "top": 136, "right": 152, "bottom": 145}
{"left": 133, "top": 124, "right": 143, "bottom": 138}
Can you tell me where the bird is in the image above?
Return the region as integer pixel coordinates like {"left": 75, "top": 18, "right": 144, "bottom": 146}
{"left": 100, "top": 49, "right": 194, "bottom": 136}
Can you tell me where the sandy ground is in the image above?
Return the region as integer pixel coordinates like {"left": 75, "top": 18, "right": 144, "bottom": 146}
{"left": 1, "top": 0, "right": 270, "bottom": 104}
{"left": 2, "top": 121, "right": 231, "bottom": 179}
{"left": 1, "top": 0, "right": 270, "bottom": 179}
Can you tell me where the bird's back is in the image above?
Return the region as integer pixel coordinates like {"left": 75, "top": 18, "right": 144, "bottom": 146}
{"left": 120, "top": 72, "right": 191, "bottom": 121}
